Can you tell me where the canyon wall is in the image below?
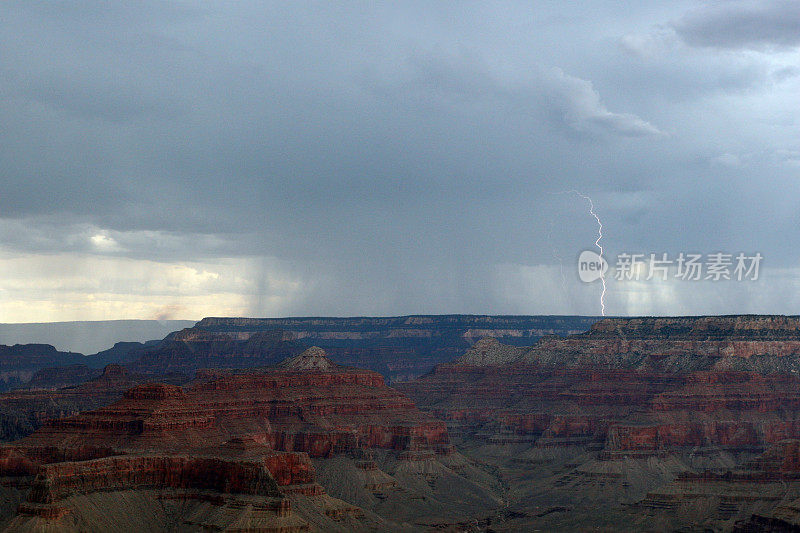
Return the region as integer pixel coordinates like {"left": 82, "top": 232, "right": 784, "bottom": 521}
{"left": 175, "top": 315, "right": 600, "bottom": 381}
{"left": 399, "top": 316, "right": 800, "bottom": 531}
{"left": 0, "top": 347, "right": 496, "bottom": 531}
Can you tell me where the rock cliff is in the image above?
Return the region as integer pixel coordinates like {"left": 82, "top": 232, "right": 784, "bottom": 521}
{"left": 398, "top": 315, "right": 800, "bottom": 530}
{"left": 0, "top": 344, "right": 84, "bottom": 392}
{"left": 0, "top": 364, "right": 181, "bottom": 442}
{"left": 184, "top": 315, "right": 600, "bottom": 381}
{"left": 0, "top": 348, "right": 497, "bottom": 531}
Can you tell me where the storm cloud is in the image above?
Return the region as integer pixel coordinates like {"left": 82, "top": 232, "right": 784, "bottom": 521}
{"left": 1, "top": 1, "right": 799, "bottom": 320}
{"left": 673, "top": 1, "right": 800, "bottom": 50}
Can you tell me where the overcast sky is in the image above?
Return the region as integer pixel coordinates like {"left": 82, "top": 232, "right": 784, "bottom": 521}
{"left": 2, "top": 1, "right": 800, "bottom": 322}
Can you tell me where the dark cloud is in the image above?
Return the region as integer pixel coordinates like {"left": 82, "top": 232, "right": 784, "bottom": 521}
{"left": 673, "top": 1, "right": 800, "bottom": 50}
{"left": 0, "top": 1, "right": 798, "bottom": 318}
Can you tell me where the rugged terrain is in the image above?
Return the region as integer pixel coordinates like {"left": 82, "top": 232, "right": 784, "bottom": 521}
{"left": 0, "top": 316, "right": 598, "bottom": 454}
{"left": 6, "top": 315, "right": 800, "bottom": 531}
{"left": 0, "top": 348, "right": 500, "bottom": 531}
{"left": 398, "top": 315, "right": 800, "bottom": 531}
{"left": 0, "top": 365, "right": 182, "bottom": 442}
{"left": 0, "top": 315, "right": 599, "bottom": 392}
{"left": 176, "top": 315, "right": 600, "bottom": 381}
{"left": 0, "top": 345, "right": 84, "bottom": 392}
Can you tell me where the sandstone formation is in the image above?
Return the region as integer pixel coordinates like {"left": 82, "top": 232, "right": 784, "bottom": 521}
{"left": 399, "top": 315, "right": 800, "bottom": 531}
{"left": 183, "top": 315, "right": 600, "bottom": 381}
{"left": 0, "top": 364, "right": 181, "bottom": 442}
{"left": 0, "top": 348, "right": 499, "bottom": 531}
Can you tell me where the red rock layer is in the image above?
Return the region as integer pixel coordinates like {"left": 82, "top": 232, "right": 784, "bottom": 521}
{"left": 0, "top": 349, "right": 452, "bottom": 531}
{"left": 188, "top": 364, "right": 449, "bottom": 457}
{"left": 19, "top": 353, "right": 449, "bottom": 458}
{"left": 400, "top": 318, "right": 800, "bottom": 452}
{"left": 26, "top": 455, "right": 283, "bottom": 503}
{"left": 0, "top": 364, "right": 166, "bottom": 442}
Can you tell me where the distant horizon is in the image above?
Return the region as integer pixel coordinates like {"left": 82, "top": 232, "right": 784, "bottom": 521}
{"left": 0, "top": 318, "right": 199, "bottom": 325}
{"left": 0, "top": 320, "right": 196, "bottom": 355}
{"left": 3, "top": 312, "right": 800, "bottom": 360}
{"left": 8, "top": 311, "right": 800, "bottom": 326}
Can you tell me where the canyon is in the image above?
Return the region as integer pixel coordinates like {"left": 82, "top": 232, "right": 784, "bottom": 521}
{"left": 0, "top": 347, "right": 499, "bottom": 531}
{"left": 4, "top": 315, "right": 800, "bottom": 530}
{"left": 0, "top": 315, "right": 600, "bottom": 387}
{"left": 0, "top": 316, "right": 597, "bottom": 441}
{"left": 398, "top": 315, "right": 800, "bottom": 530}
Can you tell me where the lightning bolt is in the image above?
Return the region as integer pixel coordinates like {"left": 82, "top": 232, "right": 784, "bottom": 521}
{"left": 555, "top": 190, "right": 607, "bottom": 316}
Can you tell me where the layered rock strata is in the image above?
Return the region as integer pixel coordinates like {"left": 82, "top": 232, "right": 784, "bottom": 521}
{"left": 159, "top": 315, "right": 600, "bottom": 381}
{"left": 0, "top": 348, "right": 492, "bottom": 531}
{"left": 0, "top": 364, "right": 169, "bottom": 442}
{"left": 399, "top": 316, "right": 800, "bottom": 531}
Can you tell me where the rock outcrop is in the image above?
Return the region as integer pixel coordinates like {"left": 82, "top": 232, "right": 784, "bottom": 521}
{"left": 0, "top": 364, "right": 181, "bottom": 442}
{"left": 0, "top": 348, "right": 495, "bottom": 531}
{"left": 179, "top": 315, "right": 600, "bottom": 382}
{"left": 398, "top": 315, "right": 800, "bottom": 531}
{"left": 277, "top": 346, "right": 337, "bottom": 371}
{"left": 0, "top": 344, "right": 84, "bottom": 392}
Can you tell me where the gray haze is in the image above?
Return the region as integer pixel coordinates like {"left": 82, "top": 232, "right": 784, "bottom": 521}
{"left": 0, "top": 320, "right": 195, "bottom": 354}
{"left": 1, "top": 1, "right": 799, "bottom": 320}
